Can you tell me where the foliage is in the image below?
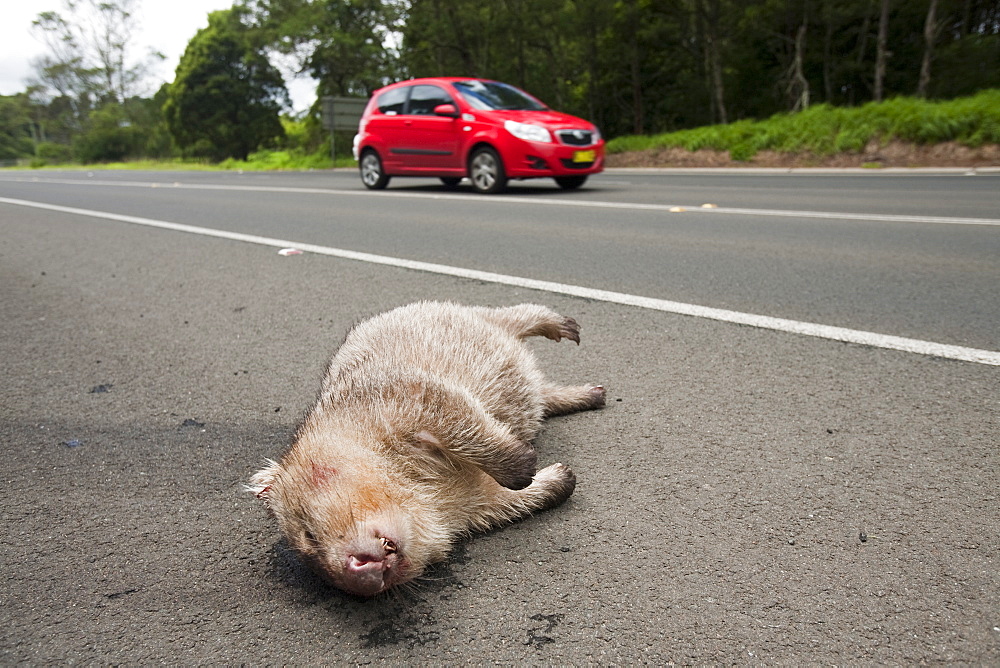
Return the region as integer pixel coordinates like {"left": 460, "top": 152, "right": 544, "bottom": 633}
{"left": 219, "top": 147, "right": 339, "bottom": 170}
{"left": 606, "top": 89, "right": 1000, "bottom": 160}
{"left": 34, "top": 142, "right": 73, "bottom": 164}
{"left": 0, "top": 95, "right": 35, "bottom": 160}
{"left": 239, "top": 0, "right": 405, "bottom": 97}
{"left": 7, "top": 0, "right": 1000, "bottom": 165}
{"left": 400, "top": 0, "right": 1000, "bottom": 138}
{"left": 163, "top": 9, "right": 288, "bottom": 161}
{"left": 72, "top": 105, "right": 138, "bottom": 162}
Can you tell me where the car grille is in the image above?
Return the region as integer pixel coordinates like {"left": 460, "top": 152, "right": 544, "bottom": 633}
{"left": 556, "top": 130, "right": 595, "bottom": 146}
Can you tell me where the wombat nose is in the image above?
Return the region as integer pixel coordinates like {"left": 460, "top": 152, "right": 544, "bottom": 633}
{"left": 344, "top": 554, "right": 389, "bottom": 596}
{"left": 347, "top": 554, "right": 388, "bottom": 572}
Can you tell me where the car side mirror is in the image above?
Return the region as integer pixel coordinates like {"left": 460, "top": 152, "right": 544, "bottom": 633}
{"left": 433, "top": 104, "right": 460, "bottom": 118}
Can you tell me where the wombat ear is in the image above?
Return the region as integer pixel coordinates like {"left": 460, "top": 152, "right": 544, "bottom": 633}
{"left": 247, "top": 459, "right": 281, "bottom": 502}
{"left": 411, "top": 430, "right": 452, "bottom": 466}
{"left": 414, "top": 430, "right": 443, "bottom": 449}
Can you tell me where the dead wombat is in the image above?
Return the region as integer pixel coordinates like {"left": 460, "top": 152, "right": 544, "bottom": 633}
{"left": 249, "top": 301, "right": 605, "bottom": 596}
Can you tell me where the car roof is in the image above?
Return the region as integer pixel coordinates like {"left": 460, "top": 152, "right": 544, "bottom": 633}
{"left": 373, "top": 77, "right": 498, "bottom": 94}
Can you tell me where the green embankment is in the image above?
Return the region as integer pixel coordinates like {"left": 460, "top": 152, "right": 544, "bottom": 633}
{"left": 606, "top": 89, "right": 1000, "bottom": 162}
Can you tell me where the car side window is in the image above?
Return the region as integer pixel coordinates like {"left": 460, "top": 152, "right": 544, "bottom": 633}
{"left": 407, "top": 85, "right": 453, "bottom": 116}
{"left": 377, "top": 87, "right": 408, "bottom": 115}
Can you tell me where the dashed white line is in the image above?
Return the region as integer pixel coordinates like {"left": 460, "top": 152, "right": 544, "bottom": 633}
{"left": 3, "top": 195, "right": 998, "bottom": 366}
{"left": 3, "top": 175, "right": 1000, "bottom": 226}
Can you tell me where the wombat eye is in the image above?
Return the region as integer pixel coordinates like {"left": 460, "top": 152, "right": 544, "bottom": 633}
{"left": 303, "top": 530, "right": 317, "bottom": 545}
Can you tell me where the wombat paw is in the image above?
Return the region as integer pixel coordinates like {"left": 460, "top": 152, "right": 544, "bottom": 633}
{"left": 557, "top": 317, "right": 581, "bottom": 345}
{"left": 587, "top": 385, "right": 607, "bottom": 408}
{"left": 535, "top": 463, "right": 577, "bottom": 506}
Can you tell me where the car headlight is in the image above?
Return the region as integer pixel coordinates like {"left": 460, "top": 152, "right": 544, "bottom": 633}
{"left": 504, "top": 120, "right": 552, "bottom": 143}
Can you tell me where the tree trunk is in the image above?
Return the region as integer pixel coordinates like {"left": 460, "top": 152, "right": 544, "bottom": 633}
{"left": 698, "top": 0, "right": 727, "bottom": 125}
{"left": 708, "top": 33, "right": 727, "bottom": 124}
{"left": 631, "top": 41, "right": 643, "bottom": 134}
{"left": 625, "top": 0, "right": 644, "bottom": 134}
{"left": 874, "top": 0, "right": 890, "bottom": 101}
{"left": 788, "top": 23, "right": 810, "bottom": 112}
{"left": 917, "top": 0, "right": 938, "bottom": 98}
{"left": 852, "top": 1, "right": 873, "bottom": 105}
{"left": 823, "top": 10, "right": 834, "bottom": 103}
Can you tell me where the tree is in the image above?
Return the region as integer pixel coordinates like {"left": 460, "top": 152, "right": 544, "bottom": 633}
{"left": 163, "top": 9, "right": 289, "bottom": 161}
{"left": 240, "top": 0, "right": 405, "bottom": 98}
{"left": 30, "top": 0, "right": 162, "bottom": 105}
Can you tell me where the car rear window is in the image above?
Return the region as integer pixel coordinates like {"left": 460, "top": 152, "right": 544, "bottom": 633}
{"left": 377, "top": 87, "right": 407, "bottom": 115}
{"left": 407, "top": 85, "right": 454, "bottom": 115}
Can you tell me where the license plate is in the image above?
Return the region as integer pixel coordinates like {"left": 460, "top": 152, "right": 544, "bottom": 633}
{"left": 572, "top": 149, "right": 596, "bottom": 163}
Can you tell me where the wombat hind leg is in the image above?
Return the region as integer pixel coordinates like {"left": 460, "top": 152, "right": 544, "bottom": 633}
{"left": 481, "top": 304, "right": 581, "bottom": 344}
{"left": 474, "top": 463, "right": 577, "bottom": 530}
{"left": 542, "top": 384, "right": 606, "bottom": 416}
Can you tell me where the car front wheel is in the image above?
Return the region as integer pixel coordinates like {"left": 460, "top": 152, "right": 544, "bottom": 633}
{"left": 469, "top": 147, "right": 507, "bottom": 194}
{"left": 360, "top": 150, "right": 390, "bottom": 190}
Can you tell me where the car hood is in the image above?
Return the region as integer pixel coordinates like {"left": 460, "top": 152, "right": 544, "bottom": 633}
{"left": 480, "top": 109, "right": 597, "bottom": 131}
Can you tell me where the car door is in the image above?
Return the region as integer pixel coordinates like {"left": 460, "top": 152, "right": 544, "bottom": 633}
{"left": 397, "top": 84, "right": 463, "bottom": 170}
{"left": 365, "top": 85, "right": 410, "bottom": 171}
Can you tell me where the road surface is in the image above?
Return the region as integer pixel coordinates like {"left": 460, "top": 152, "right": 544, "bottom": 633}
{"left": 1, "top": 169, "right": 997, "bottom": 663}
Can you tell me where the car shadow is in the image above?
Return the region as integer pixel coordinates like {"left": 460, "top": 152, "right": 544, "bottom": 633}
{"left": 380, "top": 180, "right": 610, "bottom": 197}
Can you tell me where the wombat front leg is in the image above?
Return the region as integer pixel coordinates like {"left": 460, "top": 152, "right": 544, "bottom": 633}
{"left": 406, "top": 381, "right": 538, "bottom": 490}
{"left": 478, "top": 304, "right": 581, "bottom": 344}
{"left": 413, "top": 424, "right": 537, "bottom": 491}
{"left": 468, "top": 464, "right": 577, "bottom": 531}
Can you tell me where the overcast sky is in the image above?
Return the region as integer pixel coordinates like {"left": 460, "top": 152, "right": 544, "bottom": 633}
{"left": 0, "top": 0, "right": 317, "bottom": 112}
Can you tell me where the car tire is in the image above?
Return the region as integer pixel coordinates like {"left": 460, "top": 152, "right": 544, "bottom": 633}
{"left": 554, "top": 175, "right": 588, "bottom": 190}
{"left": 360, "top": 150, "right": 390, "bottom": 190}
{"left": 469, "top": 147, "right": 507, "bottom": 194}
{"left": 440, "top": 177, "right": 462, "bottom": 188}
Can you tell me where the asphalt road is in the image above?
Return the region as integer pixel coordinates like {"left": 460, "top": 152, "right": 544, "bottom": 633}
{"left": 1, "top": 169, "right": 997, "bottom": 664}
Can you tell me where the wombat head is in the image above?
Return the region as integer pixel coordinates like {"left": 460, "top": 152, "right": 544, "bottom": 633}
{"left": 249, "top": 456, "right": 426, "bottom": 597}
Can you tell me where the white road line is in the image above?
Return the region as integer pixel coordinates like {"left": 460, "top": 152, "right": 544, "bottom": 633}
{"left": 4, "top": 175, "right": 1000, "bottom": 226}
{"left": 2, "top": 195, "right": 999, "bottom": 366}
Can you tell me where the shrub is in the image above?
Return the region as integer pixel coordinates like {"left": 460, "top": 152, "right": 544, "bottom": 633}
{"left": 606, "top": 89, "right": 1000, "bottom": 160}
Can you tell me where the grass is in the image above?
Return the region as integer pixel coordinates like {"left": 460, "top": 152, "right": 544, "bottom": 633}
{"left": 5, "top": 150, "right": 359, "bottom": 172}
{"left": 606, "top": 89, "right": 1000, "bottom": 161}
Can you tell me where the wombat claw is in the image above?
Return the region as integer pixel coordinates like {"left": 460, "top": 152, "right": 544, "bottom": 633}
{"left": 558, "top": 317, "right": 581, "bottom": 345}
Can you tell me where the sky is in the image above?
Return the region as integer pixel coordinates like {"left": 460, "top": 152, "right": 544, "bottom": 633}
{"left": 0, "top": 0, "right": 318, "bottom": 112}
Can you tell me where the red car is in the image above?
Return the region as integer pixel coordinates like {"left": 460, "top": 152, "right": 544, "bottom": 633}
{"left": 353, "top": 77, "right": 604, "bottom": 193}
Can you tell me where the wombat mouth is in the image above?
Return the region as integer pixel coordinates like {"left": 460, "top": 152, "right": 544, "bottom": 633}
{"left": 336, "top": 532, "right": 408, "bottom": 597}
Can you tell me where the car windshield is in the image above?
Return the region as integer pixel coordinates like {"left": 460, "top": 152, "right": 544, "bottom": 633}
{"left": 453, "top": 80, "right": 548, "bottom": 111}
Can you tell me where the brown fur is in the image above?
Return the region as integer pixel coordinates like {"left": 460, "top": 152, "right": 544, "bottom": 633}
{"left": 249, "top": 302, "right": 605, "bottom": 597}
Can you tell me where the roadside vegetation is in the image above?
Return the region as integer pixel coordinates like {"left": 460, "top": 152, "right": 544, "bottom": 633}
{"left": 606, "top": 89, "right": 1000, "bottom": 162}
{"left": 2, "top": 0, "right": 998, "bottom": 170}
{"left": 13, "top": 89, "right": 998, "bottom": 171}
